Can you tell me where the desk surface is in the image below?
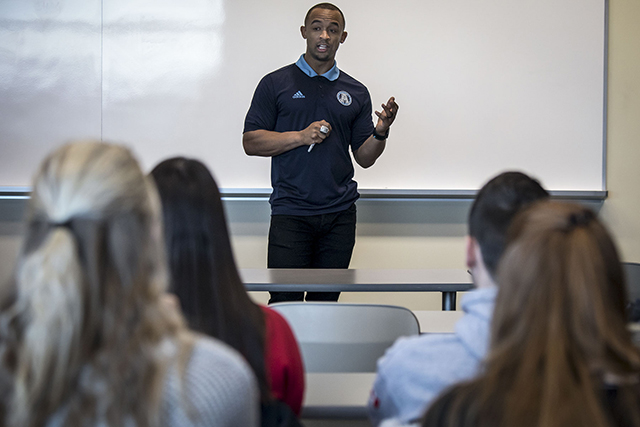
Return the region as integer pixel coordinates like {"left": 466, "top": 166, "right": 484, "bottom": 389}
{"left": 414, "top": 310, "right": 464, "bottom": 333}
{"left": 302, "top": 372, "right": 375, "bottom": 419}
{"left": 241, "top": 268, "right": 473, "bottom": 293}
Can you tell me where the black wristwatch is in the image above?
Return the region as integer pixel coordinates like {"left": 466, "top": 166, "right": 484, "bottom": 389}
{"left": 373, "top": 128, "right": 389, "bottom": 140}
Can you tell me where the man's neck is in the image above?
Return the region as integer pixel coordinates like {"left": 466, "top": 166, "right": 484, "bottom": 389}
{"left": 471, "top": 264, "right": 496, "bottom": 290}
{"left": 303, "top": 53, "right": 335, "bottom": 75}
{"left": 468, "top": 241, "right": 497, "bottom": 290}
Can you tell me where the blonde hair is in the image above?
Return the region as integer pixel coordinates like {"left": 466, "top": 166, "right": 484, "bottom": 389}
{"left": 0, "top": 141, "right": 186, "bottom": 426}
{"left": 424, "top": 201, "right": 640, "bottom": 427}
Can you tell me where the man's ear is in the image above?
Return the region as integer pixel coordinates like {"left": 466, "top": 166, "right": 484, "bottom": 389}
{"left": 301, "top": 25, "right": 307, "bottom": 39}
{"left": 340, "top": 31, "right": 348, "bottom": 43}
{"left": 466, "top": 236, "right": 478, "bottom": 269}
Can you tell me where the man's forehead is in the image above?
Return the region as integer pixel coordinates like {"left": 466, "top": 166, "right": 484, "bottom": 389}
{"left": 306, "top": 8, "right": 344, "bottom": 27}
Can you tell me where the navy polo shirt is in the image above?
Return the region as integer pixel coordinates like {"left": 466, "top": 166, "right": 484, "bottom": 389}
{"left": 244, "top": 55, "right": 374, "bottom": 216}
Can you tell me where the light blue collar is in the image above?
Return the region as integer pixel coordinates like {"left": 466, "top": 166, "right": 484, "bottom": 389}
{"left": 295, "top": 54, "right": 340, "bottom": 81}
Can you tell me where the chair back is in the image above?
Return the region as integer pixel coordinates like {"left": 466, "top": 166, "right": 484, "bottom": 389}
{"left": 271, "top": 302, "right": 420, "bottom": 373}
{"left": 624, "top": 262, "right": 640, "bottom": 303}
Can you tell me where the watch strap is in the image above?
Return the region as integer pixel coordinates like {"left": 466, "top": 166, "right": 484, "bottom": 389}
{"left": 373, "top": 128, "right": 389, "bottom": 140}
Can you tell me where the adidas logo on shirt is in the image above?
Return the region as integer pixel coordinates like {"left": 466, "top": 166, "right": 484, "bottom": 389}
{"left": 292, "top": 91, "right": 305, "bottom": 99}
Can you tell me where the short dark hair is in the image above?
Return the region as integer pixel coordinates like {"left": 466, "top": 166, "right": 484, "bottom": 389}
{"left": 304, "top": 3, "right": 346, "bottom": 29}
{"left": 468, "top": 171, "right": 549, "bottom": 279}
{"left": 150, "top": 157, "right": 270, "bottom": 403}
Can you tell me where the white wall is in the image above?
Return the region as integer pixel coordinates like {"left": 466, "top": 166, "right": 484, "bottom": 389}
{"left": 599, "top": 0, "right": 640, "bottom": 264}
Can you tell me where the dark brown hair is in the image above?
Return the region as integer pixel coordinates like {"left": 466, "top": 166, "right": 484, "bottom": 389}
{"left": 151, "top": 157, "right": 270, "bottom": 402}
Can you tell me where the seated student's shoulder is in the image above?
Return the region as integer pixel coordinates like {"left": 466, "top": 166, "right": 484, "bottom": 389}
{"left": 261, "top": 305, "right": 294, "bottom": 333}
{"left": 378, "top": 332, "right": 470, "bottom": 372}
{"left": 375, "top": 332, "right": 479, "bottom": 395}
{"left": 370, "top": 333, "right": 482, "bottom": 426}
{"left": 162, "top": 335, "right": 260, "bottom": 427}
{"left": 189, "top": 335, "right": 258, "bottom": 386}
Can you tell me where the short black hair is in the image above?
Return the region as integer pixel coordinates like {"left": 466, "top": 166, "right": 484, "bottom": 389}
{"left": 468, "top": 171, "right": 549, "bottom": 279}
{"left": 304, "top": 3, "right": 346, "bottom": 29}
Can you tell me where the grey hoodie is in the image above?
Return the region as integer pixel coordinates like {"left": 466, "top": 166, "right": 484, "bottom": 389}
{"left": 368, "top": 286, "right": 497, "bottom": 426}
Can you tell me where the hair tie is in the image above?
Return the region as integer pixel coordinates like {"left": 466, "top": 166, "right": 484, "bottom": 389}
{"left": 568, "top": 210, "right": 593, "bottom": 229}
{"left": 50, "top": 220, "right": 72, "bottom": 229}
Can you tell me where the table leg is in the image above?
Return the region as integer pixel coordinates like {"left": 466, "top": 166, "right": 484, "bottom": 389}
{"left": 442, "top": 292, "right": 457, "bottom": 311}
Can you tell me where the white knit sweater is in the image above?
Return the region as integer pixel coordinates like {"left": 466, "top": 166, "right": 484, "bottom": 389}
{"left": 161, "top": 336, "right": 260, "bottom": 426}
{"left": 44, "top": 336, "right": 259, "bottom": 427}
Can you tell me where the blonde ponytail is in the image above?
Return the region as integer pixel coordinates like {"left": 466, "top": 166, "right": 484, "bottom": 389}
{"left": 10, "top": 227, "right": 84, "bottom": 426}
{"left": 0, "top": 141, "right": 185, "bottom": 426}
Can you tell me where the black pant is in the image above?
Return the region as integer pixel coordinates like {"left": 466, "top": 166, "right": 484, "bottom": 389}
{"left": 267, "top": 204, "right": 357, "bottom": 303}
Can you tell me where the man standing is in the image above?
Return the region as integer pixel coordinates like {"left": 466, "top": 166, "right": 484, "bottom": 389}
{"left": 243, "top": 3, "right": 398, "bottom": 303}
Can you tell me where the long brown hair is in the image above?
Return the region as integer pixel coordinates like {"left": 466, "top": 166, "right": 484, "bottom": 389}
{"left": 0, "top": 142, "right": 187, "bottom": 426}
{"left": 424, "top": 201, "right": 640, "bottom": 427}
{"left": 150, "top": 158, "right": 270, "bottom": 402}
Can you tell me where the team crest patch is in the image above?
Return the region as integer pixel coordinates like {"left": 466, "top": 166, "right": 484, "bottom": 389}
{"left": 336, "top": 90, "right": 352, "bottom": 106}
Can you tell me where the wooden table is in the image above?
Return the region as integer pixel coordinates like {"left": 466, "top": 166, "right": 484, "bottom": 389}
{"left": 241, "top": 268, "right": 473, "bottom": 311}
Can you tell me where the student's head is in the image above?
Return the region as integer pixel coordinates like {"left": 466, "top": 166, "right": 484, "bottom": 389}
{"left": 150, "top": 157, "right": 235, "bottom": 322}
{"left": 467, "top": 171, "right": 548, "bottom": 281}
{"left": 423, "top": 201, "right": 640, "bottom": 427}
{"left": 494, "top": 201, "right": 635, "bottom": 372}
{"left": 150, "top": 157, "right": 269, "bottom": 401}
{"left": 150, "top": 158, "right": 247, "bottom": 331}
{"left": 1, "top": 141, "right": 180, "bottom": 426}
{"left": 301, "top": 3, "right": 348, "bottom": 64}
{"left": 487, "top": 201, "right": 640, "bottom": 426}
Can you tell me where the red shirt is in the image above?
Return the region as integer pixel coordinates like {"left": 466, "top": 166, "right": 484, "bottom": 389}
{"left": 261, "top": 306, "right": 305, "bottom": 415}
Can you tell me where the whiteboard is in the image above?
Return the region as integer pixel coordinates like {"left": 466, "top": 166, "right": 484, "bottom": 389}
{"left": 0, "top": 0, "right": 606, "bottom": 192}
